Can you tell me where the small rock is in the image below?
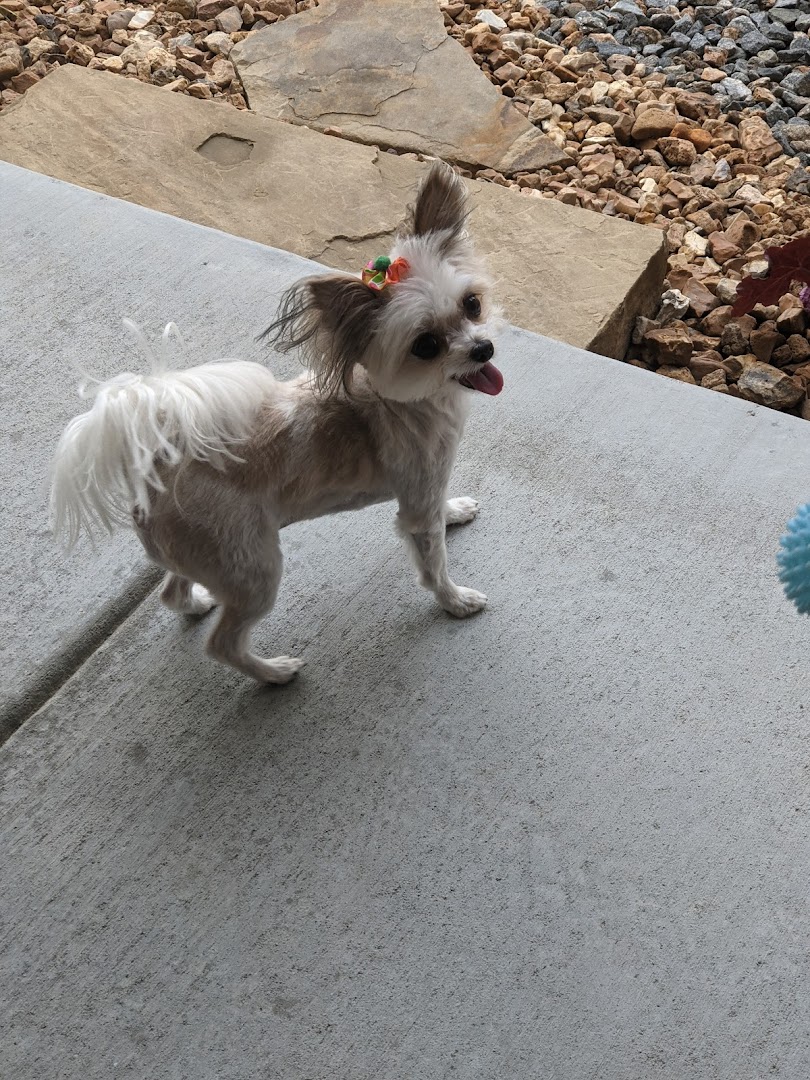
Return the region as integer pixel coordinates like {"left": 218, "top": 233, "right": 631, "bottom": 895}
{"left": 475, "top": 9, "right": 507, "bottom": 30}
{"left": 187, "top": 82, "right": 214, "bottom": 99}
{"left": 701, "top": 368, "right": 729, "bottom": 390}
{"left": 128, "top": 9, "right": 155, "bottom": 29}
{"left": 631, "top": 107, "right": 678, "bottom": 140}
{"left": 737, "top": 361, "right": 804, "bottom": 408}
{"left": 715, "top": 279, "right": 741, "bottom": 306}
{"left": 750, "top": 326, "right": 785, "bottom": 364}
{"left": 215, "top": 6, "right": 243, "bottom": 34}
{"left": 708, "top": 232, "right": 741, "bottom": 264}
{"left": 196, "top": 0, "right": 235, "bottom": 16}
{"left": 720, "top": 315, "right": 757, "bottom": 357}
{"left": 203, "top": 32, "right": 233, "bottom": 57}
{"left": 644, "top": 323, "right": 693, "bottom": 365}
{"left": 0, "top": 46, "right": 23, "bottom": 82}
{"left": 776, "top": 307, "right": 806, "bottom": 337}
{"left": 724, "top": 213, "right": 760, "bottom": 250}
{"left": 657, "top": 288, "right": 690, "bottom": 325}
{"left": 658, "top": 137, "right": 697, "bottom": 166}
{"left": 702, "top": 305, "right": 736, "bottom": 337}
{"left": 106, "top": 9, "right": 135, "bottom": 33}
{"left": 211, "top": 58, "right": 235, "bottom": 88}
{"left": 658, "top": 365, "right": 697, "bottom": 384}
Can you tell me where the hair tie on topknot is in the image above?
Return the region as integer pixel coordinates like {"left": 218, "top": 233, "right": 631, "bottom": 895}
{"left": 361, "top": 256, "right": 410, "bottom": 291}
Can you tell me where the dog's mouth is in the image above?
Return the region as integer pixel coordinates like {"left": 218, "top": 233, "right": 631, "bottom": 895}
{"left": 457, "top": 361, "right": 504, "bottom": 396}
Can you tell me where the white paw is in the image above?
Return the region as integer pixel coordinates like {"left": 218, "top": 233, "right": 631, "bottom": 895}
{"left": 257, "top": 655, "right": 305, "bottom": 685}
{"left": 441, "top": 586, "right": 488, "bottom": 618}
{"left": 188, "top": 585, "right": 217, "bottom": 615}
{"left": 446, "top": 497, "right": 480, "bottom": 526}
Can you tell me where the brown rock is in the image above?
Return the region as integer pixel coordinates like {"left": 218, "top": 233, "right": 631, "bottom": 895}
{"left": 667, "top": 271, "right": 719, "bottom": 317}
{"left": 673, "top": 123, "right": 713, "bottom": 153}
{"left": 737, "top": 361, "right": 804, "bottom": 409}
{"left": 787, "top": 334, "right": 810, "bottom": 363}
{"left": 187, "top": 82, "right": 213, "bottom": 99}
{"left": 215, "top": 5, "right": 243, "bottom": 33}
{"left": 631, "top": 107, "right": 678, "bottom": 141}
{"left": 658, "top": 365, "right": 697, "bottom": 384}
{"left": 689, "top": 351, "right": 727, "bottom": 380}
{"left": 701, "top": 305, "right": 736, "bottom": 337}
{"left": 196, "top": 0, "right": 236, "bottom": 16}
{"left": 708, "top": 232, "right": 741, "bottom": 264}
{"left": 644, "top": 324, "right": 693, "bottom": 366}
{"left": 256, "top": 0, "right": 297, "bottom": 11}
{"left": 211, "top": 58, "right": 235, "bottom": 88}
{"left": 10, "top": 70, "right": 40, "bottom": 93}
{"left": 738, "top": 116, "right": 782, "bottom": 164}
{"left": 724, "top": 212, "right": 760, "bottom": 250}
{"left": 750, "top": 326, "right": 785, "bottom": 364}
{"left": 701, "top": 368, "right": 728, "bottom": 390}
{"left": 176, "top": 58, "right": 206, "bottom": 80}
{"left": 776, "top": 307, "right": 806, "bottom": 337}
{"left": 0, "top": 45, "right": 23, "bottom": 82}
{"left": 657, "top": 138, "right": 697, "bottom": 167}
{"left": 720, "top": 315, "right": 756, "bottom": 357}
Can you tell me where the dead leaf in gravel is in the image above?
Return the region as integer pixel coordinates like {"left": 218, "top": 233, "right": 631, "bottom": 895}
{"left": 732, "top": 234, "right": 810, "bottom": 315}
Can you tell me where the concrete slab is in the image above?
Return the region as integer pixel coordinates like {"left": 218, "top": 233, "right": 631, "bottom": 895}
{"left": 0, "top": 66, "right": 666, "bottom": 359}
{"left": 4, "top": 162, "right": 810, "bottom": 1079}
{"left": 230, "top": 0, "right": 568, "bottom": 175}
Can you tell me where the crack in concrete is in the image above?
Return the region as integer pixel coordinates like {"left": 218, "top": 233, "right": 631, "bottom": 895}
{"left": 0, "top": 565, "right": 162, "bottom": 746}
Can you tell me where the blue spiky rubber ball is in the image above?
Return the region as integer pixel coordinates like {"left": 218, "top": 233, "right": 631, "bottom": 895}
{"left": 778, "top": 504, "right": 810, "bottom": 614}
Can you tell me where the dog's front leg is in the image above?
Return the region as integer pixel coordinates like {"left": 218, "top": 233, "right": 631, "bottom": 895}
{"left": 398, "top": 506, "right": 487, "bottom": 618}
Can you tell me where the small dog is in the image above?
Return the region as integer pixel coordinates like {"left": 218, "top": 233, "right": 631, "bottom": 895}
{"left": 51, "top": 164, "right": 504, "bottom": 683}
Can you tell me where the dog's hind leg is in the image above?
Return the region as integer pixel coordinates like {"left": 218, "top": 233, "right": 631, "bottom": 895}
{"left": 205, "top": 530, "right": 303, "bottom": 685}
{"left": 160, "top": 572, "right": 218, "bottom": 616}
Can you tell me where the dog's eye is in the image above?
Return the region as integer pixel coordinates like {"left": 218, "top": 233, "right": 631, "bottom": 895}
{"left": 411, "top": 333, "right": 441, "bottom": 360}
{"left": 463, "top": 294, "right": 481, "bottom": 318}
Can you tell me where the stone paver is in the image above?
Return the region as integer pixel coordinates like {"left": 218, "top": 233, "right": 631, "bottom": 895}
{"left": 0, "top": 66, "right": 666, "bottom": 358}
{"left": 3, "top": 164, "right": 810, "bottom": 1080}
{"left": 231, "top": 0, "right": 568, "bottom": 176}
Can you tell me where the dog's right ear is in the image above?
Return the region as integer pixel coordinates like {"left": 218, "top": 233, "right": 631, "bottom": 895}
{"left": 262, "top": 274, "right": 385, "bottom": 396}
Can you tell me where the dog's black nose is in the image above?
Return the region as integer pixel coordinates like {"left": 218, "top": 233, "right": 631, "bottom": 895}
{"left": 470, "top": 340, "right": 494, "bottom": 364}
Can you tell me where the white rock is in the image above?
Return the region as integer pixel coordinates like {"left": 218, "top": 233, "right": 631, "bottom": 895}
{"left": 128, "top": 9, "right": 155, "bottom": 30}
{"left": 657, "top": 289, "right": 690, "bottom": 324}
{"left": 712, "top": 158, "right": 731, "bottom": 182}
{"left": 684, "top": 232, "right": 709, "bottom": 257}
{"left": 736, "top": 183, "right": 770, "bottom": 205}
{"left": 204, "top": 31, "right": 233, "bottom": 57}
{"left": 119, "top": 30, "right": 158, "bottom": 65}
{"left": 474, "top": 9, "right": 507, "bottom": 30}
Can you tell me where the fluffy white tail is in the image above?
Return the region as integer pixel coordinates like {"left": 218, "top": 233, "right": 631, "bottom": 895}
{"left": 51, "top": 323, "right": 275, "bottom": 547}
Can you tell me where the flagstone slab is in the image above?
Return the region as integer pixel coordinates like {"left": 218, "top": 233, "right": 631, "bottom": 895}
{"left": 230, "top": 0, "right": 568, "bottom": 176}
{"left": 0, "top": 67, "right": 666, "bottom": 359}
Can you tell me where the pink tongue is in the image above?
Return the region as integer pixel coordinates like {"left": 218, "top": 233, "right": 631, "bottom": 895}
{"left": 464, "top": 360, "right": 504, "bottom": 396}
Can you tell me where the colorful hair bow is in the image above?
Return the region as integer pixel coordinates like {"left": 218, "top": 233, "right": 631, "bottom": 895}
{"left": 361, "top": 256, "right": 410, "bottom": 291}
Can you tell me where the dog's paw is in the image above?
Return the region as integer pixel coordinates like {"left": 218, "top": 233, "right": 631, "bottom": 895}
{"left": 441, "top": 586, "right": 488, "bottom": 618}
{"left": 188, "top": 585, "right": 217, "bottom": 615}
{"left": 257, "top": 655, "right": 305, "bottom": 685}
{"left": 445, "top": 497, "right": 480, "bottom": 526}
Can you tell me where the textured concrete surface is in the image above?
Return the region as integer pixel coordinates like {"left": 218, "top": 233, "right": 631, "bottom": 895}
{"left": 0, "top": 66, "right": 666, "bottom": 359}
{"left": 231, "top": 0, "right": 568, "bottom": 174}
{"left": 4, "top": 164, "right": 810, "bottom": 1079}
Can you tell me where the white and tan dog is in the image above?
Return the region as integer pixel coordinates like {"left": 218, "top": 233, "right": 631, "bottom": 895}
{"left": 51, "top": 164, "right": 504, "bottom": 684}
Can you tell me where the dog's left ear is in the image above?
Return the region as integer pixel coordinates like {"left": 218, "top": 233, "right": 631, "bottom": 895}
{"left": 402, "top": 162, "right": 470, "bottom": 255}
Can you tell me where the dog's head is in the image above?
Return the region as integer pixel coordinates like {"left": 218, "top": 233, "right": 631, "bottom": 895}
{"left": 265, "top": 163, "right": 502, "bottom": 403}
